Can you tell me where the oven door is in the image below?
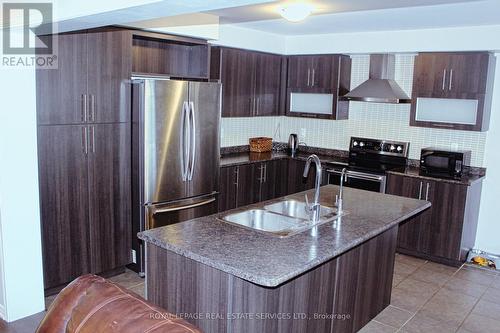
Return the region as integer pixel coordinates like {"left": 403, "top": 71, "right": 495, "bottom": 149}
{"left": 327, "top": 169, "right": 387, "bottom": 193}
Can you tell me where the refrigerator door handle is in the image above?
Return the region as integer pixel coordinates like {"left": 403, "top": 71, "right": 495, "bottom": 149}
{"left": 150, "top": 196, "right": 216, "bottom": 215}
{"left": 188, "top": 101, "right": 196, "bottom": 181}
{"left": 180, "top": 101, "right": 189, "bottom": 181}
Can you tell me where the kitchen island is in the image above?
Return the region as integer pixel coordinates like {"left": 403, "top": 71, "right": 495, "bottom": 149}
{"left": 138, "top": 185, "right": 430, "bottom": 333}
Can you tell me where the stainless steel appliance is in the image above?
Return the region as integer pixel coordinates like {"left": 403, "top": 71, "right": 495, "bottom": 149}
{"left": 327, "top": 137, "right": 409, "bottom": 193}
{"left": 420, "top": 148, "right": 471, "bottom": 179}
{"left": 131, "top": 78, "right": 221, "bottom": 275}
{"left": 288, "top": 133, "right": 299, "bottom": 155}
{"left": 342, "top": 54, "right": 411, "bottom": 104}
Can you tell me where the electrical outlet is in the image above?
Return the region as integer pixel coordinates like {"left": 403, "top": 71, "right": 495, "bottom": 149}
{"left": 300, "top": 128, "right": 307, "bottom": 140}
{"left": 131, "top": 249, "right": 137, "bottom": 263}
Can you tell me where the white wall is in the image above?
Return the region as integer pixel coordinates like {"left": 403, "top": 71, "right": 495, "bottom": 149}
{"left": 211, "top": 24, "right": 286, "bottom": 54}
{"left": 285, "top": 25, "right": 500, "bottom": 54}
{"left": 475, "top": 52, "right": 500, "bottom": 255}
{"left": 0, "top": 65, "right": 45, "bottom": 321}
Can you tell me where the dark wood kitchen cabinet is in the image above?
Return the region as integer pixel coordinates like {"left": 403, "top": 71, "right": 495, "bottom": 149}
{"left": 218, "top": 160, "right": 287, "bottom": 212}
{"left": 287, "top": 159, "right": 320, "bottom": 194}
{"left": 211, "top": 47, "right": 284, "bottom": 117}
{"left": 387, "top": 173, "right": 482, "bottom": 266}
{"left": 410, "top": 52, "right": 496, "bottom": 131}
{"left": 37, "top": 28, "right": 133, "bottom": 293}
{"left": 37, "top": 125, "right": 91, "bottom": 289}
{"left": 286, "top": 55, "right": 351, "bottom": 120}
{"left": 38, "top": 123, "right": 132, "bottom": 292}
{"left": 36, "top": 29, "right": 132, "bottom": 125}
{"left": 88, "top": 123, "right": 132, "bottom": 274}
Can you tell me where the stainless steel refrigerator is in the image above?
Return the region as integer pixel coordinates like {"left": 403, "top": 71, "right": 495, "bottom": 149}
{"left": 131, "top": 78, "right": 221, "bottom": 275}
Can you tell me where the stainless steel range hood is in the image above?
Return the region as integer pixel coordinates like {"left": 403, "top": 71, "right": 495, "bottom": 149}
{"left": 342, "top": 54, "right": 411, "bottom": 104}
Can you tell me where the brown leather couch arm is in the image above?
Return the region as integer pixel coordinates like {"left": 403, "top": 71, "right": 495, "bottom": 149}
{"left": 36, "top": 274, "right": 202, "bottom": 333}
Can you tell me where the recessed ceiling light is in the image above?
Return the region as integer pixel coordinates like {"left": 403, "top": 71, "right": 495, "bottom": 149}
{"left": 279, "top": 2, "right": 314, "bottom": 22}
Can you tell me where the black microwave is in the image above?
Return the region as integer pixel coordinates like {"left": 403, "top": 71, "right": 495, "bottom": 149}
{"left": 420, "top": 148, "right": 471, "bottom": 179}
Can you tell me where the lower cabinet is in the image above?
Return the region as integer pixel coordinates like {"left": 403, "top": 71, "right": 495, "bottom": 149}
{"left": 218, "top": 158, "right": 318, "bottom": 213}
{"left": 386, "top": 173, "right": 482, "bottom": 265}
{"left": 38, "top": 123, "right": 131, "bottom": 291}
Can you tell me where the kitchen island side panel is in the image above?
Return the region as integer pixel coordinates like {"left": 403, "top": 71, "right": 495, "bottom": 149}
{"left": 146, "top": 226, "right": 398, "bottom": 333}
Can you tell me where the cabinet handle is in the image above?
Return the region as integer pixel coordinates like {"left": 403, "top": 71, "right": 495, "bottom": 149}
{"left": 263, "top": 163, "right": 267, "bottom": 183}
{"left": 442, "top": 69, "right": 447, "bottom": 90}
{"left": 82, "top": 127, "right": 88, "bottom": 155}
{"left": 234, "top": 168, "right": 239, "bottom": 186}
{"left": 418, "top": 181, "right": 423, "bottom": 200}
{"left": 448, "top": 69, "right": 453, "bottom": 91}
{"left": 90, "top": 94, "right": 96, "bottom": 122}
{"left": 81, "top": 94, "right": 88, "bottom": 122}
{"left": 256, "top": 97, "right": 260, "bottom": 115}
{"left": 432, "top": 123, "right": 454, "bottom": 128}
{"left": 90, "top": 126, "right": 95, "bottom": 153}
{"left": 307, "top": 69, "right": 311, "bottom": 87}
{"left": 311, "top": 68, "right": 315, "bottom": 87}
{"left": 425, "top": 183, "right": 430, "bottom": 201}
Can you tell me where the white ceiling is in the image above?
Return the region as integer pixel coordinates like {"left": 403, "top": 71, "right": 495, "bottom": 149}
{"left": 210, "top": 0, "right": 500, "bottom": 35}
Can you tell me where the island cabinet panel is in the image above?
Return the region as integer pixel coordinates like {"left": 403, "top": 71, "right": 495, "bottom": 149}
{"left": 387, "top": 173, "right": 481, "bottom": 265}
{"left": 146, "top": 226, "right": 398, "bottom": 333}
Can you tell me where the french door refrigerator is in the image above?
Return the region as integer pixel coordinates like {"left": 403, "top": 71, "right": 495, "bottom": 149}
{"left": 131, "top": 78, "right": 221, "bottom": 275}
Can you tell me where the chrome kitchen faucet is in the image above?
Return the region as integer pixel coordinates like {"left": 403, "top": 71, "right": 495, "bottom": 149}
{"left": 303, "top": 154, "right": 322, "bottom": 222}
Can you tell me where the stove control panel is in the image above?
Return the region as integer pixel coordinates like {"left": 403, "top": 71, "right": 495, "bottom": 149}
{"left": 350, "top": 137, "right": 409, "bottom": 157}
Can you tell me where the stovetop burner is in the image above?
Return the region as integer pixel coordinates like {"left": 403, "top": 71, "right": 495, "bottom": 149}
{"left": 330, "top": 137, "right": 409, "bottom": 174}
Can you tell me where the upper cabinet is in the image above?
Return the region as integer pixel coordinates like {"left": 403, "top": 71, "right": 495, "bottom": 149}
{"left": 211, "top": 47, "right": 284, "bottom": 117}
{"left": 131, "top": 31, "right": 209, "bottom": 79}
{"left": 411, "top": 52, "right": 496, "bottom": 131}
{"left": 286, "top": 55, "right": 351, "bottom": 120}
{"left": 37, "top": 29, "right": 132, "bottom": 125}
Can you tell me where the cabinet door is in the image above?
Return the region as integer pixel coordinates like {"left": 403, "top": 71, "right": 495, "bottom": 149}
{"left": 256, "top": 160, "right": 282, "bottom": 202}
{"left": 236, "top": 164, "right": 257, "bottom": 206}
{"left": 386, "top": 174, "right": 432, "bottom": 253}
{"left": 221, "top": 48, "right": 256, "bottom": 117}
{"left": 36, "top": 34, "right": 88, "bottom": 125}
{"left": 219, "top": 166, "right": 238, "bottom": 212}
{"left": 87, "top": 30, "right": 132, "bottom": 123}
{"left": 254, "top": 53, "right": 282, "bottom": 116}
{"left": 287, "top": 159, "right": 317, "bottom": 195}
{"left": 427, "top": 181, "right": 467, "bottom": 261}
{"left": 447, "top": 53, "right": 492, "bottom": 96}
{"left": 412, "top": 53, "right": 449, "bottom": 96}
{"left": 310, "top": 56, "right": 337, "bottom": 89}
{"left": 287, "top": 56, "right": 314, "bottom": 89}
{"left": 38, "top": 125, "right": 91, "bottom": 289}
{"left": 87, "top": 123, "right": 132, "bottom": 274}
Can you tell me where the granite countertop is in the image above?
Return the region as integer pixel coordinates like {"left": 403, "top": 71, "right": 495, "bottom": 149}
{"left": 138, "top": 185, "right": 430, "bottom": 288}
{"left": 220, "top": 151, "right": 349, "bottom": 168}
{"left": 387, "top": 166, "right": 486, "bottom": 186}
{"left": 220, "top": 150, "right": 485, "bottom": 186}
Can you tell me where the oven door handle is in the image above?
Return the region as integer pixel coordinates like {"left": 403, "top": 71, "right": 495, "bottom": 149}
{"left": 326, "top": 169, "right": 386, "bottom": 182}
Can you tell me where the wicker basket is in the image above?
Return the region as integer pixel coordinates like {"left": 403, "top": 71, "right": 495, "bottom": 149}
{"left": 249, "top": 137, "right": 273, "bottom": 153}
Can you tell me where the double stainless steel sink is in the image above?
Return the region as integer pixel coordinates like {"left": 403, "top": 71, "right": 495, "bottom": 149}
{"left": 220, "top": 199, "right": 340, "bottom": 238}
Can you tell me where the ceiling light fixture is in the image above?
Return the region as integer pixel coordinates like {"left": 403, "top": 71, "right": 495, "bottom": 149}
{"left": 279, "top": 2, "right": 314, "bottom": 22}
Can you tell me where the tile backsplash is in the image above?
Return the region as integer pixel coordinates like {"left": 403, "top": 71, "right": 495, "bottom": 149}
{"left": 221, "top": 54, "right": 488, "bottom": 167}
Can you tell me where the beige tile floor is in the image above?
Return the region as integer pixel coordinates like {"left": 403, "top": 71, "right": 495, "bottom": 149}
{"left": 4, "top": 255, "right": 499, "bottom": 333}
{"left": 360, "top": 254, "right": 500, "bottom": 333}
